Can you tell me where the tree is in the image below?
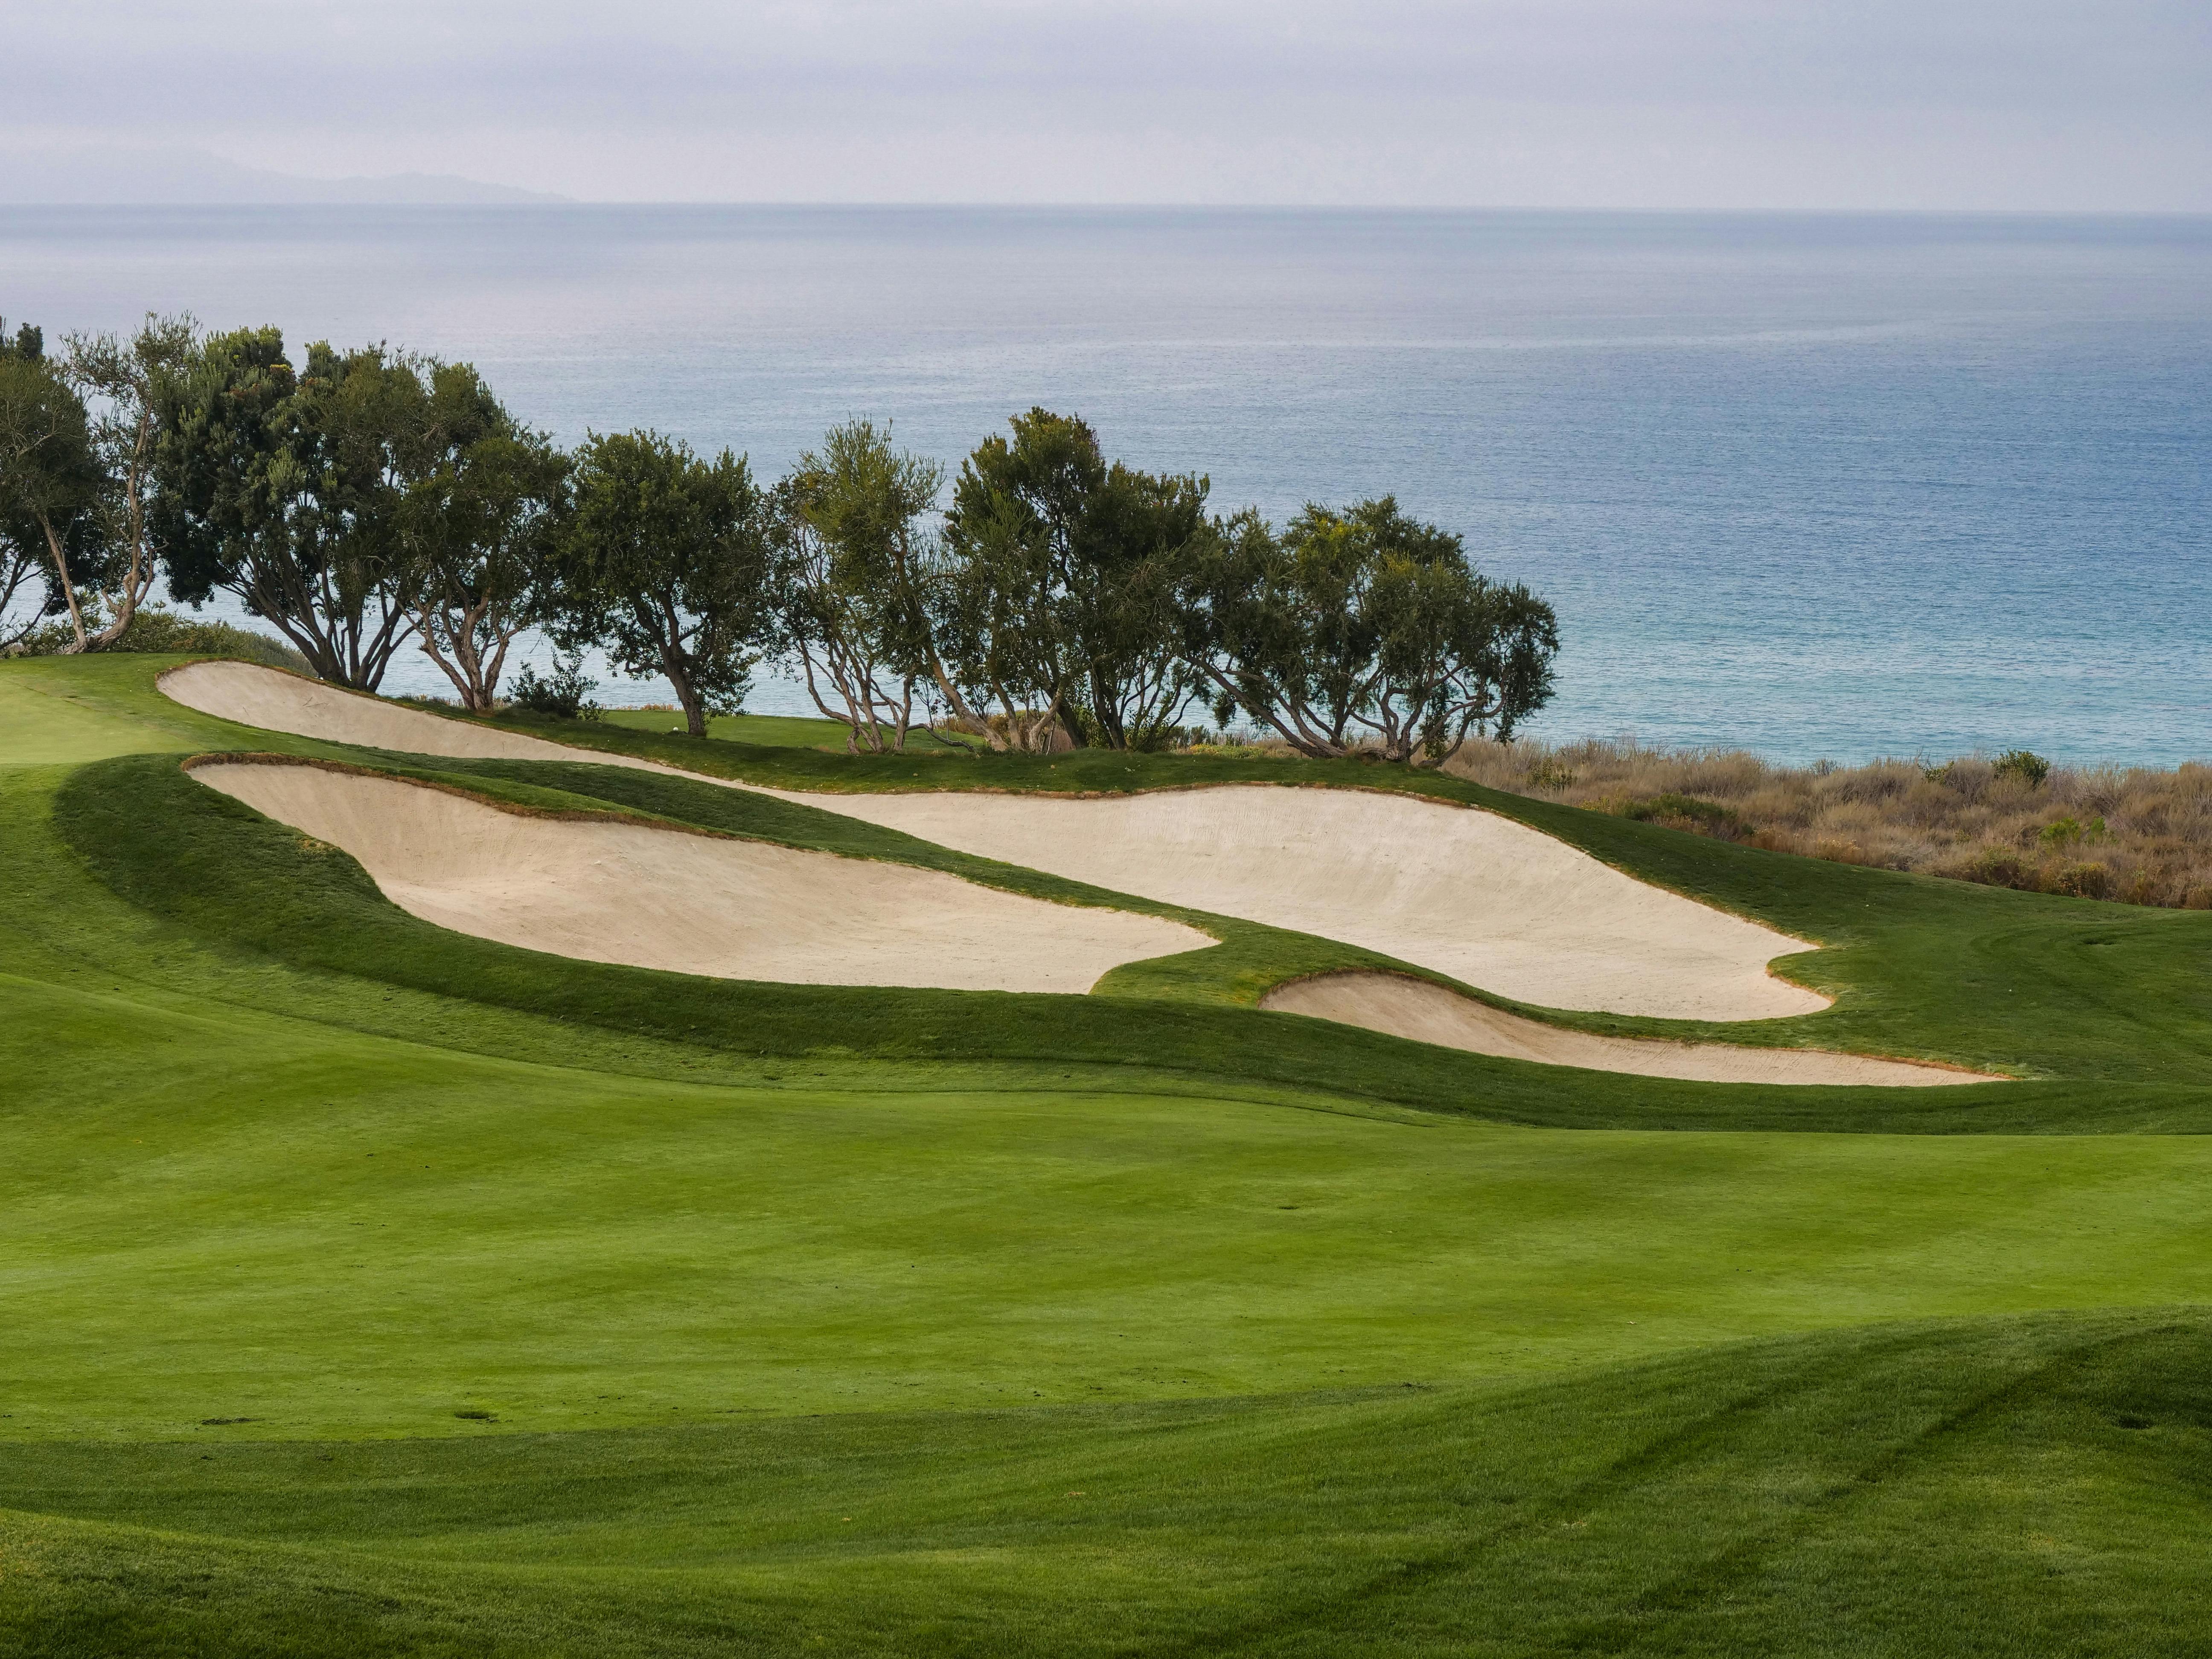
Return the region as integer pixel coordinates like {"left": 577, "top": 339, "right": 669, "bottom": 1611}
{"left": 552, "top": 431, "right": 775, "bottom": 737}
{"left": 148, "top": 327, "right": 294, "bottom": 656}
{"left": 1183, "top": 497, "right": 1558, "bottom": 764}
{"left": 403, "top": 378, "right": 567, "bottom": 711}
{"left": 52, "top": 314, "right": 199, "bottom": 653}
{"left": 937, "top": 408, "right": 1210, "bottom": 751}
{"left": 0, "top": 504, "right": 49, "bottom": 652}
{"left": 156, "top": 331, "right": 477, "bottom": 690}
{"left": 0, "top": 330, "right": 107, "bottom": 654}
{"left": 0, "top": 320, "right": 64, "bottom": 648}
{"left": 773, "top": 419, "right": 963, "bottom": 753}
{"left": 1074, "top": 460, "right": 1212, "bottom": 749}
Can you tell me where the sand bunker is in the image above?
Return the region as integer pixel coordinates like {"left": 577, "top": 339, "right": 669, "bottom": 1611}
{"left": 1266, "top": 973, "right": 1998, "bottom": 1086}
{"left": 765, "top": 785, "right": 1827, "bottom": 1021}
{"left": 160, "top": 664, "right": 1824, "bottom": 1021}
{"left": 188, "top": 760, "right": 1209, "bottom": 994}
{"left": 162, "top": 661, "right": 677, "bottom": 772}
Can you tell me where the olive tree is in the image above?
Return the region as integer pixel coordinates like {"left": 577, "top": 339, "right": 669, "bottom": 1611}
{"left": 155, "top": 330, "right": 468, "bottom": 689}
{"left": 936, "top": 407, "right": 1209, "bottom": 751}
{"left": 52, "top": 314, "right": 199, "bottom": 652}
{"left": 552, "top": 431, "right": 775, "bottom": 736}
{"left": 403, "top": 379, "right": 567, "bottom": 710}
{"left": 0, "top": 324, "right": 103, "bottom": 650}
{"left": 0, "top": 346, "right": 49, "bottom": 643}
{"left": 1183, "top": 496, "right": 1558, "bottom": 763}
{"left": 773, "top": 419, "right": 963, "bottom": 752}
{"left": 0, "top": 501, "right": 48, "bottom": 651}
{"left": 1074, "top": 461, "right": 1212, "bottom": 748}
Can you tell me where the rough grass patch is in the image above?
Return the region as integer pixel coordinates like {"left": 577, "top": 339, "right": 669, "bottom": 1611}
{"left": 1447, "top": 736, "right": 2212, "bottom": 909}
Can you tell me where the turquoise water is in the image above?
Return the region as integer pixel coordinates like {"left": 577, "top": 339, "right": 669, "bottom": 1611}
{"left": 7, "top": 206, "right": 2208, "bottom": 763}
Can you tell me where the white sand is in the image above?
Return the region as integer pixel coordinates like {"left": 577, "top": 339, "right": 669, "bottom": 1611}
{"left": 767, "top": 785, "right": 1828, "bottom": 1021}
{"left": 162, "top": 661, "right": 677, "bottom": 771}
{"left": 1265, "top": 972, "right": 1999, "bottom": 1086}
{"left": 189, "top": 761, "right": 1210, "bottom": 994}
{"left": 160, "top": 662, "right": 1825, "bottom": 1020}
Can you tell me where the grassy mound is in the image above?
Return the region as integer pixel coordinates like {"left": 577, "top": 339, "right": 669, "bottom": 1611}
{"left": 28, "top": 651, "right": 2212, "bottom": 1120}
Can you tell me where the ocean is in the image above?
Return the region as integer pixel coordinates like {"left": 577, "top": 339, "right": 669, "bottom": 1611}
{"left": 6, "top": 205, "right": 2208, "bottom": 764}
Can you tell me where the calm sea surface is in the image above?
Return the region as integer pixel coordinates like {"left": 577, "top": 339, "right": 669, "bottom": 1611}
{"left": 6, "top": 205, "right": 2208, "bottom": 764}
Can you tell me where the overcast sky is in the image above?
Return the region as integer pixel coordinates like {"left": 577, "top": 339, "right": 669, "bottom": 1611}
{"left": 9, "top": 1, "right": 2209, "bottom": 208}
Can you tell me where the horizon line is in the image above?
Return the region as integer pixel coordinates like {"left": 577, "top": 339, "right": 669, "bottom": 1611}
{"left": 7, "top": 200, "right": 2212, "bottom": 217}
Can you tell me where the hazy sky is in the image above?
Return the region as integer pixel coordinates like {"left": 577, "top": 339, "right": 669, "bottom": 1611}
{"left": 10, "top": 1, "right": 2209, "bottom": 208}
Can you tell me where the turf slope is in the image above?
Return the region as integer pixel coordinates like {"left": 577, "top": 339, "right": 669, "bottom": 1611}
{"left": 7, "top": 653, "right": 2212, "bottom": 1655}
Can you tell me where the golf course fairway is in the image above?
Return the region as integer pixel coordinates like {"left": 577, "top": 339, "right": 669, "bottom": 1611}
{"left": 7, "top": 653, "right": 2212, "bottom": 1656}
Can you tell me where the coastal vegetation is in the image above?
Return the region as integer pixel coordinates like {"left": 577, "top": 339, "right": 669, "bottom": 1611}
{"left": 0, "top": 315, "right": 190, "bottom": 653}
{"left": 0, "top": 313, "right": 1557, "bottom": 761}
{"left": 1452, "top": 735, "right": 2212, "bottom": 911}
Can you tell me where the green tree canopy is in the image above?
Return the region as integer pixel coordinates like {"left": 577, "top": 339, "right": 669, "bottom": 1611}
{"left": 937, "top": 407, "right": 1210, "bottom": 751}
{"left": 0, "top": 338, "right": 106, "bottom": 653}
{"left": 773, "top": 419, "right": 955, "bottom": 752}
{"left": 402, "top": 377, "right": 568, "bottom": 711}
{"left": 52, "top": 313, "right": 200, "bottom": 654}
{"left": 0, "top": 318, "right": 65, "bottom": 646}
{"left": 1184, "top": 496, "right": 1558, "bottom": 763}
{"left": 552, "top": 431, "right": 775, "bottom": 737}
{"left": 155, "top": 333, "right": 503, "bottom": 689}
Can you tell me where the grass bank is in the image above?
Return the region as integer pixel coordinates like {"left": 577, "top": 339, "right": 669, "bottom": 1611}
{"left": 9, "top": 652, "right": 2212, "bottom": 1652}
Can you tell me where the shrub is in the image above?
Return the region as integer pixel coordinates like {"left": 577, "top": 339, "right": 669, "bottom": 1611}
{"left": 1927, "top": 757, "right": 1992, "bottom": 802}
{"left": 6, "top": 602, "right": 308, "bottom": 673}
{"left": 2041, "top": 815, "right": 2110, "bottom": 850}
{"left": 508, "top": 653, "right": 602, "bottom": 721}
{"left": 1064, "top": 707, "right": 1205, "bottom": 753}
{"left": 1959, "top": 848, "right": 2034, "bottom": 891}
{"left": 2049, "top": 862, "right": 2113, "bottom": 900}
{"left": 949, "top": 711, "right": 1075, "bottom": 754}
{"left": 1994, "top": 749, "right": 2051, "bottom": 789}
{"left": 1618, "top": 794, "right": 1745, "bottom": 840}
{"left": 1444, "top": 735, "right": 2212, "bottom": 913}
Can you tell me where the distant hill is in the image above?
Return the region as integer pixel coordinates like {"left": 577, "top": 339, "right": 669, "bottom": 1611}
{"left": 0, "top": 144, "right": 566, "bottom": 205}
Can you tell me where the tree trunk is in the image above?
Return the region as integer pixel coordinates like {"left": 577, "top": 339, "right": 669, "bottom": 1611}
{"left": 891, "top": 678, "right": 913, "bottom": 754}
{"left": 1087, "top": 664, "right": 1126, "bottom": 749}
{"left": 38, "top": 516, "right": 90, "bottom": 654}
{"left": 667, "top": 666, "right": 707, "bottom": 736}
{"left": 83, "top": 414, "right": 157, "bottom": 652}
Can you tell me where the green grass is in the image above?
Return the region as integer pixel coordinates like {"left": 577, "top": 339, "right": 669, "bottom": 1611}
{"left": 590, "top": 704, "right": 978, "bottom": 751}
{"left": 9, "top": 1313, "right": 2212, "bottom": 1655}
{"left": 9, "top": 652, "right": 2212, "bottom": 1653}
{"left": 12, "top": 948, "right": 2212, "bottom": 1441}
{"left": 0, "top": 658, "right": 226, "bottom": 762}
